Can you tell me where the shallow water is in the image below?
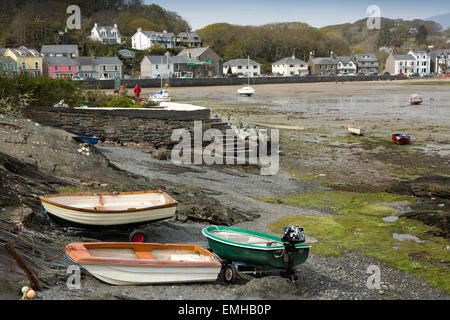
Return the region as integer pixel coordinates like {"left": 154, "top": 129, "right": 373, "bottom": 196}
{"left": 383, "top": 216, "right": 399, "bottom": 222}
{"left": 392, "top": 233, "right": 425, "bottom": 243}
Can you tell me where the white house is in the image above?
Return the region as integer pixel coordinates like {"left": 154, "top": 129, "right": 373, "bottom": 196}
{"left": 431, "top": 49, "right": 450, "bottom": 74}
{"left": 132, "top": 29, "right": 176, "bottom": 50}
{"left": 272, "top": 55, "right": 308, "bottom": 76}
{"left": 335, "top": 56, "right": 357, "bottom": 75}
{"left": 140, "top": 55, "right": 174, "bottom": 79}
{"left": 223, "top": 58, "right": 260, "bottom": 76}
{"left": 407, "top": 50, "right": 431, "bottom": 75}
{"left": 89, "top": 23, "right": 121, "bottom": 44}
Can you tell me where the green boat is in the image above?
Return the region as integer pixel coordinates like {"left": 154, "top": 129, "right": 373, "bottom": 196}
{"left": 202, "top": 226, "right": 310, "bottom": 280}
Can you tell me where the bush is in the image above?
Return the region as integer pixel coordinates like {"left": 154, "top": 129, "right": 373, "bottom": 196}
{"left": 105, "top": 96, "right": 138, "bottom": 108}
{"left": 0, "top": 74, "right": 82, "bottom": 114}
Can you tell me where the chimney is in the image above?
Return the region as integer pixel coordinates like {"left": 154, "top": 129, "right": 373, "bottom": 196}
{"left": 309, "top": 51, "right": 314, "bottom": 59}
{"left": 94, "top": 23, "right": 98, "bottom": 28}
{"left": 137, "top": 28, "right": 142, "bottom": 33}
{"left": 114, "top": 24, "right": 117, "bottom": 29}
{"left": 330, "top": 51, "right": 335, "bottom": 59}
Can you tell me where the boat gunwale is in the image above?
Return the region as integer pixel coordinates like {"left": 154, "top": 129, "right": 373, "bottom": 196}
{"left": 202, "top": 226, "right": 311, "bottom": 251}
{"left": 65, "top": 243, "right": 222, "bottom": 268}
{"left": 40, "top": 190, "right": 177, "bottom": 214}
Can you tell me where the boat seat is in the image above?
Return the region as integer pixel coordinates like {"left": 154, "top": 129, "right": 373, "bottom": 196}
{"left": 134, "top": 251, "right": 156, "bottom": 260}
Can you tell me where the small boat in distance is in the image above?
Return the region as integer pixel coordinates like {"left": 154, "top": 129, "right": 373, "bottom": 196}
{"left": 348, "top": 126, "right": 364, "bottom": 136}
{"left": 65, "top": 242, "right": 222, "bottom": 285}
{"left": 70, "top": 132, "right": 99, "bottom": 145}
{"left": 392, "top": 134, "right": 411, "bottom": 145}
{"left": 238, "top": 56, "right": 255, "bottom": 96}
{"left": 150, "top": 89, "right": 171, "bottom": 103}
{"left": 40, "top": 190, "right": 177, "bottom": 230}
{"left": 409, "top": 94, "right": 423, "bottom": 105}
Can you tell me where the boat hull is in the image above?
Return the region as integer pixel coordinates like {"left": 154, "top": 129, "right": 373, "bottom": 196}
{"left": 42, "top": 201, "right": 176, "bottom": 230}
{"left": 80, "top": 263, "right": 221, "bottom": 285}
{"left": 202, "top": 226, "right": 310, "bottom": 269}
{"left": 392, "top": 134, "right": 411, "bottom": 145}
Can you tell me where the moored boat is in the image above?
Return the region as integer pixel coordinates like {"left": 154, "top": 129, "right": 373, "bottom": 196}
{"left": 348, "top": 126, "right": 364, "bottom": 135}
{"left": 65, "top": 242, "right": 222, "bottom": 285}
{"left": 40, "top": 190, "right": 177, "bottom": 230}
{"left": 237, "top": 86, "right": 255, "bottom": 97}
{"left": 150, "top": 89, "right": 171, "bottom": 103}
{"left": 409, "top": 94, "right": 423, "bottom": 105}
{"left": 202, "top": 226, "right": 310, "bottom": 270}
{"left": 392, "top": 134, "right": 411, "bottom": 145}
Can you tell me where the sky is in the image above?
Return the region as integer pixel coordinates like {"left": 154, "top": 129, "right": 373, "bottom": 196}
{"left": 146, "top": 0, "right": 450, "bottom": 30}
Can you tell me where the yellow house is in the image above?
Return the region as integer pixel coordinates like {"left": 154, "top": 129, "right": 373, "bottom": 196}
{"left": 4, "top": 46, "right": 42, "bottom": 76}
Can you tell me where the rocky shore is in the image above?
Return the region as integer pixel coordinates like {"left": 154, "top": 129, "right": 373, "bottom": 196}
{"left": 1, "top": 80, "right": 449, "bottom": 300}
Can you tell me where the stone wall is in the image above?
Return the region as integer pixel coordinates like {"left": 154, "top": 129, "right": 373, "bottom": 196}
{"left": 23, "top": 107, "right": 213, "bottom": 151}
{"left": 77, "top": 75, "right": 408, "bottom": 89}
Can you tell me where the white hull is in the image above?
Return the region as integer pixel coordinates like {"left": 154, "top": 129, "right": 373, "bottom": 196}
{"left": 238, "top": 86, "right": 255, "bottom": 96}
{"left": 42, "top": 202, "right": 176, "bottom": 226}
{"left": 81, "top": 263, "right": 221, "bottom": 285}
{"left": 348, "top": 126, "right": 364, "bottom": 135}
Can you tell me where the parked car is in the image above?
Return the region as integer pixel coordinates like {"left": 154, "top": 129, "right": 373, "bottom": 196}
{"left": 71, "top": 76, "right": 84, "bottom": 81}
{"left": 424, "top": 73, "right": 434, "bottom": 77}
{"left": 409, "top": 73, "right": 420, "bottom": 77}
{"left": 382, "top": 72, "right": 391, "bottom": 76}
{"left": 355, "top": 72, "right": 364, "bottom": 76}
{"left": 396, "top": 73, "right": 405, "bottom": 76}
{"left": 214, "top": 75, "right": 224, "bottom": 78}
{"left": 367, "top": 72, "right": 378, "bottom": 76}
{"left": 227, "top": 74, "right": 237, "bottom": 78}
{"left": 301, "top": 73, "right": 314, "bottom": 77}
{"left": 291, "top": 74, "right": 300, "bottom": 77}
{"left": 196, "top": 75, "right": 207, "bottom": 78}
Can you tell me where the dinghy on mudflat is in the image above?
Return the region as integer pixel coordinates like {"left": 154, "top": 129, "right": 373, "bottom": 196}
{"left": 65, "top": 242, "right": 222, "bottom": 285}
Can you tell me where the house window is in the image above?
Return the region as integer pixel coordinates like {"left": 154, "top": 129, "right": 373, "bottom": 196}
{"left": 68, "top": 66, "right": 71, "bottom": 71}
{"left": 115, "top": 66, "right": 118, "bottom": 71}
{"left": 156, "top": 65, "right": 158, "bottom": 70}
{"left": 290, "top": 65, "right": 294, "bottom": 67}
{"left": 103, "top": 66, "right": 106, "bottom": 71}
{"left": 238, "top": 66, "right": 242, "bottom": 69}
{"left": 35, "top": 62, "right": 39, "bottom": 69}
{"left": 55, "top": 66, "right": 58, "bottom": 71}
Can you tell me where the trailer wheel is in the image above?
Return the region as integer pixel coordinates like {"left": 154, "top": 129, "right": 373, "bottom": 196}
{"left": 129, "top": 230, "right": 145, "bottom": 243}
{"left": 223, "top": 264, "right": 237, "bottom": 284}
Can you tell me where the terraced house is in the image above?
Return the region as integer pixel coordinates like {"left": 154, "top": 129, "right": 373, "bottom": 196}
{"left": 4, "top": 46, "right": 42, "bottom": 76}
{"left": 41, "top": 45, "right": 79, "bottom": 58}
{"left": 43, "top": 57, "right": 77, "bottom": 79}
{"left": 407, "top": 50, "right": 431, "bottom": 75}
{"left": 176, "top": 32, "right": 202, "bottom": 48}
{"left": 384, "top": 53, "right": 416, "bottom": 75}
{"left": 352, "top": 53, "right": 379, "bottom": 74}
{"left": 335, "top": 56, "right": 357, "bottom": 75}
{"left": 95, "top": 57, "right": 123, "bottom": 79}
{"left": 308, "top": 52, "right": 337, "bottom": 76}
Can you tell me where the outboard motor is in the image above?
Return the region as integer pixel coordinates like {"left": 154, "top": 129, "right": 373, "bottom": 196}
{"left": 282, "top": 225, "right": 306, "bottom": 281}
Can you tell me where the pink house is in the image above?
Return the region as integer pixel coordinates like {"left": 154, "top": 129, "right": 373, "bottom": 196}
{"left": 43, "top": 56, "right": 78, "bottom": 79}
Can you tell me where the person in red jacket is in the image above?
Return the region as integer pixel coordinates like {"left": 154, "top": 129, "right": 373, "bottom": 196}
{"left": 134, "top": 84, "right": 141, "bottom": 98}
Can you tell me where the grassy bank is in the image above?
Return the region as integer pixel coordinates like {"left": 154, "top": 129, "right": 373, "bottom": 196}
{"left": 404, "top": 81, "right": 450, "bottom": 86}
{"left": 255, "top": 190, "right": 450, "bottom": 294}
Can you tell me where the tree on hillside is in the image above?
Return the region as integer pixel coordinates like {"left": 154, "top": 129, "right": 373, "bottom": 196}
{"left": 416, "top": 25, "right": 428, "bottom": 44}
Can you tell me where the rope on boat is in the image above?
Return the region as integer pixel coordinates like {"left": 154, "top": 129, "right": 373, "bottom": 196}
{"left": 47, "top": 246, "right": 75, "bottom": 261}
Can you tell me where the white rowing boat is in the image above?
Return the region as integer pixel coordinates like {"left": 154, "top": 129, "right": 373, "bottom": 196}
{"left": 40, "top": 190, "right": 177, "bottom": 229}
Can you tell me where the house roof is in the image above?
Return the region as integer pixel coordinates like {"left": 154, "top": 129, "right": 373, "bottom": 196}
{"left": 140, "top": 31, "right": 175, "bottom": 40}
{"left": 143, "top": 55, "right": 198, "bottom": 64}
{"left": 335, "top": 56, "right": 355, "bottom": 64}
{"left": 44, "top": 56, "right": 77, "bottom": 66}
{"left": 72, "top": 56, "right": 98, "bottom": 66}
{"left": 311, "top": 57, "right": 337, "bottom": 65}
{"left": 93, "top": 24, "right": 121, "bottom": 37}
{"left": 177, "top": 47, "right": 210, "bottom": 58}
{"left": 224, "top": 58, "right": 261, "bottom": 67}
{"left": 392, "top": 54, "right": 416, "bottom": 61}
{"left": 272, "top": 56, "right": 306, "bottom": 66}
{"left": 41, "top": 45, "right": 78, "bottom": 55}
{"left": 95, "top": 57, "right": 123, "bottom": 65}
{"left": 177, "top": 32, "right": 201, "bottom": 43}
{"left": 353, "top": 53, "right": 378, "bottom": 62}
{"left": 0, "top": 48, "right": 7, "bottom": 56}
{"left": 8, "top": 46, "right": 40, "bottom": 58}
{"left": 431, "top": 49, "right": 450, "bottom": 56}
